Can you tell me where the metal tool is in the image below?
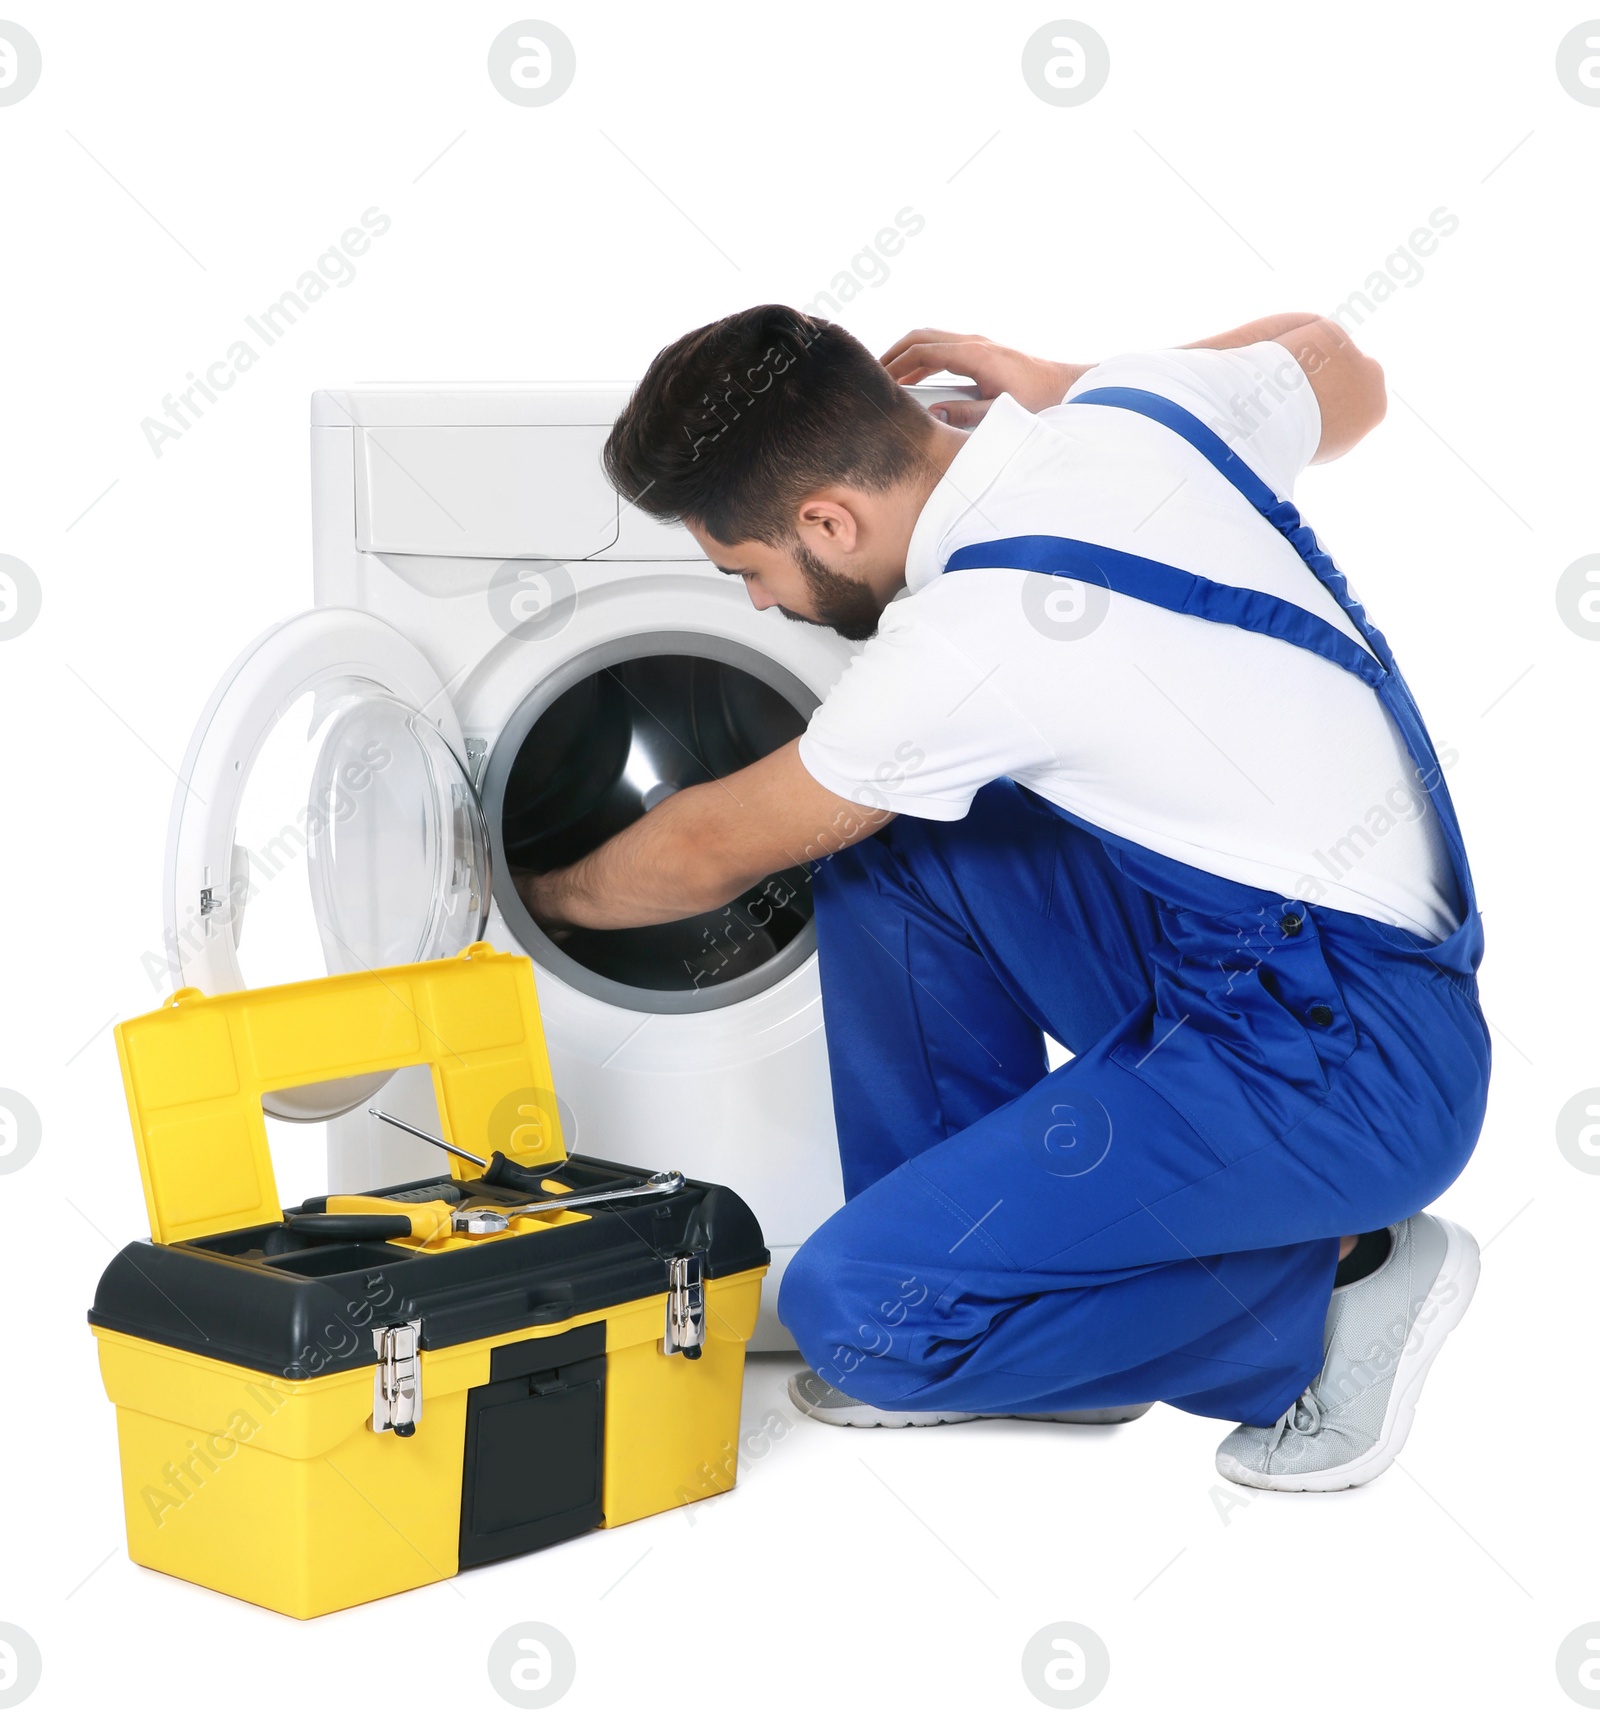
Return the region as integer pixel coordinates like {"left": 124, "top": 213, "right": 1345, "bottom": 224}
{"left": 368, "top": 1107, "right": 571, "bottom": 1187}
{"left": 287, "top": 1169, "right": 686, "bottom": 1242}
{"left": 449, "top": 1170, "right": 686, "bottom": 1236}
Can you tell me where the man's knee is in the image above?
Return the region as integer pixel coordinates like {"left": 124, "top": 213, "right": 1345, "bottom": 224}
{"left": 776, "top": 1227, "right": 842, "bottom": 1370}
{"left": 779, "top": 1213, "right": 948, "bottom": 1393}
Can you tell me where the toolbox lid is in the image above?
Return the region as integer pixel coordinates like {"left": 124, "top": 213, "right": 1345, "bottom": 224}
{"left": 115, "top": 944, "right": 565, "bottom": 1243}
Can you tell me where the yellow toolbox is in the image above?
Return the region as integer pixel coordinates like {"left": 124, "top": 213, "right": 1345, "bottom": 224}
{"left": 89, "top": 942, "right": 768, "bottom": 1618}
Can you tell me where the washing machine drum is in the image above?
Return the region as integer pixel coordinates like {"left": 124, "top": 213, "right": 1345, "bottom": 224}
{"left": 491, "top": 649, "right": 815, "bottom": 1009}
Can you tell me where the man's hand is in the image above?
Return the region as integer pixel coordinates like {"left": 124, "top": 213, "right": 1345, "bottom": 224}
{"left": 884, "top": 314, "right": 1386, "bottom": 460}
{"left": 879, "top": 329, "right": 1091, "bottom": 427}
{"left": 515, "top": 740, "right": 893, "bottom": 931}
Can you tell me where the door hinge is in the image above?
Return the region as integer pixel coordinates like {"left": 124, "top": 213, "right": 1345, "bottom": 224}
{"left": 663, "top": 1254, "right": 705, "bottom": 1359}
{"left": 372, "top": 1320, "right": 422, "bottom": 1436}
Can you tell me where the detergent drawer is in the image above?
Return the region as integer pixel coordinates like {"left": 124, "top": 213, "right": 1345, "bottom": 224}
{"left": 354, "top": 423, "right": 617, "bottom": 559}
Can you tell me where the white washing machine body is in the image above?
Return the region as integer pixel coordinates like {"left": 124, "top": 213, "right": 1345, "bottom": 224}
{"left": 314, "top": 384, "right": 869, "bottom": 1348}
{"left": 164, "top": 384, "right": 956, "bottom": 1349}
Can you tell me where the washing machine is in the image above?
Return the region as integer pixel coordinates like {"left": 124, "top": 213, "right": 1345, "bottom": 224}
{"left": 162, "top": 381, "right": 957, "bottom": 1348}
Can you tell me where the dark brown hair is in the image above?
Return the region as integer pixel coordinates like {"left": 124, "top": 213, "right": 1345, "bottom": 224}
{"left": 602, "top": 304, "right": 933, "bottom": 547}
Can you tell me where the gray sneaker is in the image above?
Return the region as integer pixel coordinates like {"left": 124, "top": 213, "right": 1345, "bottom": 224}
{"left": 787, "top": 1369, "right": 1151, "bottom": 1429}
{"left": 1215, "top": 1212, "right": 1479, "bottom": 1492}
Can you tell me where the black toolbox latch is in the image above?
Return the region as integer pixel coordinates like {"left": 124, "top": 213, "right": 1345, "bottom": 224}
{"left": 372, "top": 1320, "right": 422, "bottom": 1436}
{"left": 662, "top": 1255, "right": 705, "bottom": 1359}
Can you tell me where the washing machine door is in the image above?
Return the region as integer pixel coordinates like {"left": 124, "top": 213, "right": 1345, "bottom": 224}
{"left": 164, "top": 609, "right": 490, "bottom": 1121}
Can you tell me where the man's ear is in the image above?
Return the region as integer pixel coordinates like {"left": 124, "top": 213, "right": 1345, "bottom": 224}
{"left": 795, "top": 496, "right": 860, "bottom": 553}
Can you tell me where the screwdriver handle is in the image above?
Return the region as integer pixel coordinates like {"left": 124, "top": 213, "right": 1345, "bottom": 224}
{"left": 367, "top": 1107, "right": 570, "bottom": 1188}
{"left": 320, "top": 1194, "right": 457, "bottom": 1241}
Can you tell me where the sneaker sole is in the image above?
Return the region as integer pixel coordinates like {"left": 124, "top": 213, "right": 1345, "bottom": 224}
{"left": 1007, "top": 1405, "right": 1154, "bottom": 1425}
{"left": 1216, "top": 1215, "right": 1480, "bottom": 1493}
{"left": 788, "top": 1394, "right": 983, "bottom": 1428}
{"left": 789, "top": 1394, "right": 1154, "bottom": 1429}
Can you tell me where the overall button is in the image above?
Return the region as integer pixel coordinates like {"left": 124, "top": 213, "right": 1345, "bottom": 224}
{"left": 1307, "top": 1004, "right": 1334, "bottom": 1028}
{"left": 1280, "top": 913, "right": 1302, "bottom": 937}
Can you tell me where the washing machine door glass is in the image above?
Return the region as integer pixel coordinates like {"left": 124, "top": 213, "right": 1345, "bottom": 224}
{"left": 266, "top": 679, "right": 484, "bottom": 975}
{"left": 483, "top": 635, "right": 820, "bottom": 1014}
{"left": 165, "top": 611, "right": 489, "bottom": 1120}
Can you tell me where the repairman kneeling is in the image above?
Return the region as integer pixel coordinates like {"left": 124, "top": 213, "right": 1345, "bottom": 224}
{"left": 514, "top": 307, "right": 1490, "bottom": 1492}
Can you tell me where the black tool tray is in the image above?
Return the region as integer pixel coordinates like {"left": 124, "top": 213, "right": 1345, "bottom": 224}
{"left": 90, "top": 1152, "right": 768, "bottom": 1381}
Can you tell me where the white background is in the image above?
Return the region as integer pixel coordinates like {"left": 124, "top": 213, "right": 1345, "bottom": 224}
{"left": 1, "top": 0, "right": 1594, "bottom": 1722}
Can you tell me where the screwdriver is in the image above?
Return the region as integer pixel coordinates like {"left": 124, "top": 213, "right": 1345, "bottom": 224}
{"left": 367, "top": 1107, "right": 572, "bottom": 1188}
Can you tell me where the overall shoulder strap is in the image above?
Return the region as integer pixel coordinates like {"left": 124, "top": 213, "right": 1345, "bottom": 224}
{"left": 943, "top": 534, "right": 1389, "bottom": 687}
{"left": 1033, "top": 384, "right": 1480, "bottom": 945}
{"left": 1071, "top": 385, "right": 1279, "bottom": 510}
{"left": 1069, "top": 384, "right": 1398, "bottom": 673}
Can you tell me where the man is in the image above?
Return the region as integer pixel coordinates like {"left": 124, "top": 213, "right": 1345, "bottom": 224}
{"left": 516, "top": 305, "right": 1490, "bottom": 1490}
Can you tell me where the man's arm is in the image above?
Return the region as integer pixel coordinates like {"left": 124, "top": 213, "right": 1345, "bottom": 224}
{"left": 515, "top": 740, "right": 892, "bottom": 930}
{"left": 881, "top": 314, "right": 1386, "bottom": 461}
{"left": 1177, "top": 312, "right": 1386, "bottom": 462}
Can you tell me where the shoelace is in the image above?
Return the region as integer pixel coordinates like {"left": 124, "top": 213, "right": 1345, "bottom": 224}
{"left": 1265, "top": 1387, "right": 1325, "bottom": 1457}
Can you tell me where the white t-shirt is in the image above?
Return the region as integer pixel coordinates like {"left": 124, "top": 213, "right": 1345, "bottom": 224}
{"left": 798, "top": 342, "right": 1458, "bottom": 941}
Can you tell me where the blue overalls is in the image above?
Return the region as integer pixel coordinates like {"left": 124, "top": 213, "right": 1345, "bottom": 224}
{"left": 778, "top": 387, "right": 1492, "bottom": 1427}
